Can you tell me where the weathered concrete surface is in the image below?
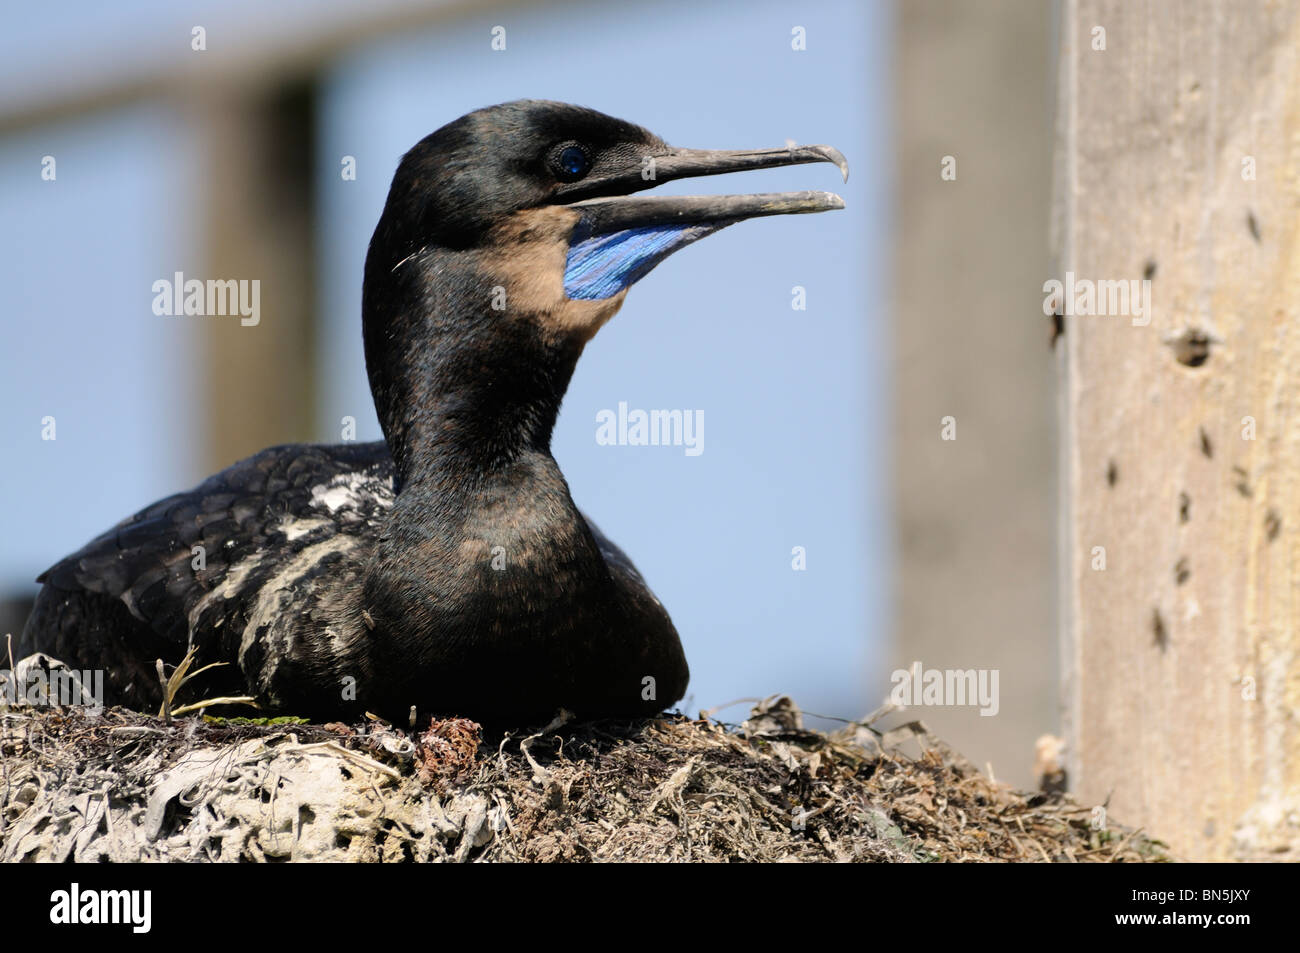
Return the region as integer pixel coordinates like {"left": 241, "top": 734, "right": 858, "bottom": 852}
{"left": 1057, "top": 0, "right": 1300, "bottom": 860}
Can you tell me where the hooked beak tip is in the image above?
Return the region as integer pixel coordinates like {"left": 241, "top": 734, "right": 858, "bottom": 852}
{"left": 806, "top": 144, "right": 850, "bottom": 183}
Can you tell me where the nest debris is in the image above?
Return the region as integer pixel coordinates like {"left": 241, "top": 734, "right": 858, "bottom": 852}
{"left": 0, "top": 696, "right": 1169, "bottom": 862}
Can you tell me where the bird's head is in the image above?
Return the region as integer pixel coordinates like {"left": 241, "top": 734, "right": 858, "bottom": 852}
{"left": 367, "top": 99, "right": 847, "bottom": 343}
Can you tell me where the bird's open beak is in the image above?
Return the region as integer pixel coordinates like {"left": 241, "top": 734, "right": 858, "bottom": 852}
{"left": 560, "top": 144, "right": 848, "bottom": 300}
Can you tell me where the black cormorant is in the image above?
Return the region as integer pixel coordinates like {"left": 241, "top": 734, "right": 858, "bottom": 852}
{"left": 19, "top": 100, "right": 847, "bottom": 724}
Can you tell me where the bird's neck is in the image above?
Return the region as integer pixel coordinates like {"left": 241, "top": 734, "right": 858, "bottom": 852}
{"left": 362, "top": 248, "right": 583, "bottom": 492}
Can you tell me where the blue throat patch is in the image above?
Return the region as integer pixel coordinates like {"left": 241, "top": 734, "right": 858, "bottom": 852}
{"left": 563, "top": 222, "right": 720, "bottom": 300}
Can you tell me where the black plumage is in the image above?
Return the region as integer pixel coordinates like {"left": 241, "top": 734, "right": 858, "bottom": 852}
{"left": 20, "top": 100, "right": 846, "bottom": 724}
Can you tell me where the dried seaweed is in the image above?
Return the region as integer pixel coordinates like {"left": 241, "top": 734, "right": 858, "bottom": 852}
{"left": 0, "top": 696, "right": 1169, "bottom": 863}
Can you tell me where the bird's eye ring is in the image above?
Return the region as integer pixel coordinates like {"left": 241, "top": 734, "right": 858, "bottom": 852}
{"left": 553, "top": 143, "right": 590, "bottom": 181}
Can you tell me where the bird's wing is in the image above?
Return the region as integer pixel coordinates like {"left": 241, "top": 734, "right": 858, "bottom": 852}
{"left": 35, "top": 441, "right": 396, "bottom": 649}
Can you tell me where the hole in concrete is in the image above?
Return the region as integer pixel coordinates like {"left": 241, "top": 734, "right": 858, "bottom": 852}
{"left": 1265, "top": 509, "right": 1281, "bottom": 542}
{"left": 1151, "top": 608, "right": 1168, "bottom": 652}
{"left": 1169, "top": 329, "right": 1212, "bottom": 367}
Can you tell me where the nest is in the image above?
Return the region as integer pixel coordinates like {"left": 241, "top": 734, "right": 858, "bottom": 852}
{"left": 0, "top": 696, "right": 1169, "bottom": 862}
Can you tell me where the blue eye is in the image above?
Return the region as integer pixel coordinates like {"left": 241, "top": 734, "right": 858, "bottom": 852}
{"left": 556, "top": 144, "right": 589, "bottom": 179}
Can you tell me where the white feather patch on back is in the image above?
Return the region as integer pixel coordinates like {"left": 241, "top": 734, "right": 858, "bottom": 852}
{"left": 277, "top": 516, "right": 333, "bottom": 541}
{"left": 309, "top": 471, "right": 395, "bottom": 515}
{"left": 185, "top": 552, "right": 265, "bottom": 648}
{"left": 238, "top": 535, "right": 359, "bottom": 667}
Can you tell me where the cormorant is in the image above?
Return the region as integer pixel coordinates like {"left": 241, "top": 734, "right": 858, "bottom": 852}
{"left": 19, "top": 100, "right": 847, "bottom": 725}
